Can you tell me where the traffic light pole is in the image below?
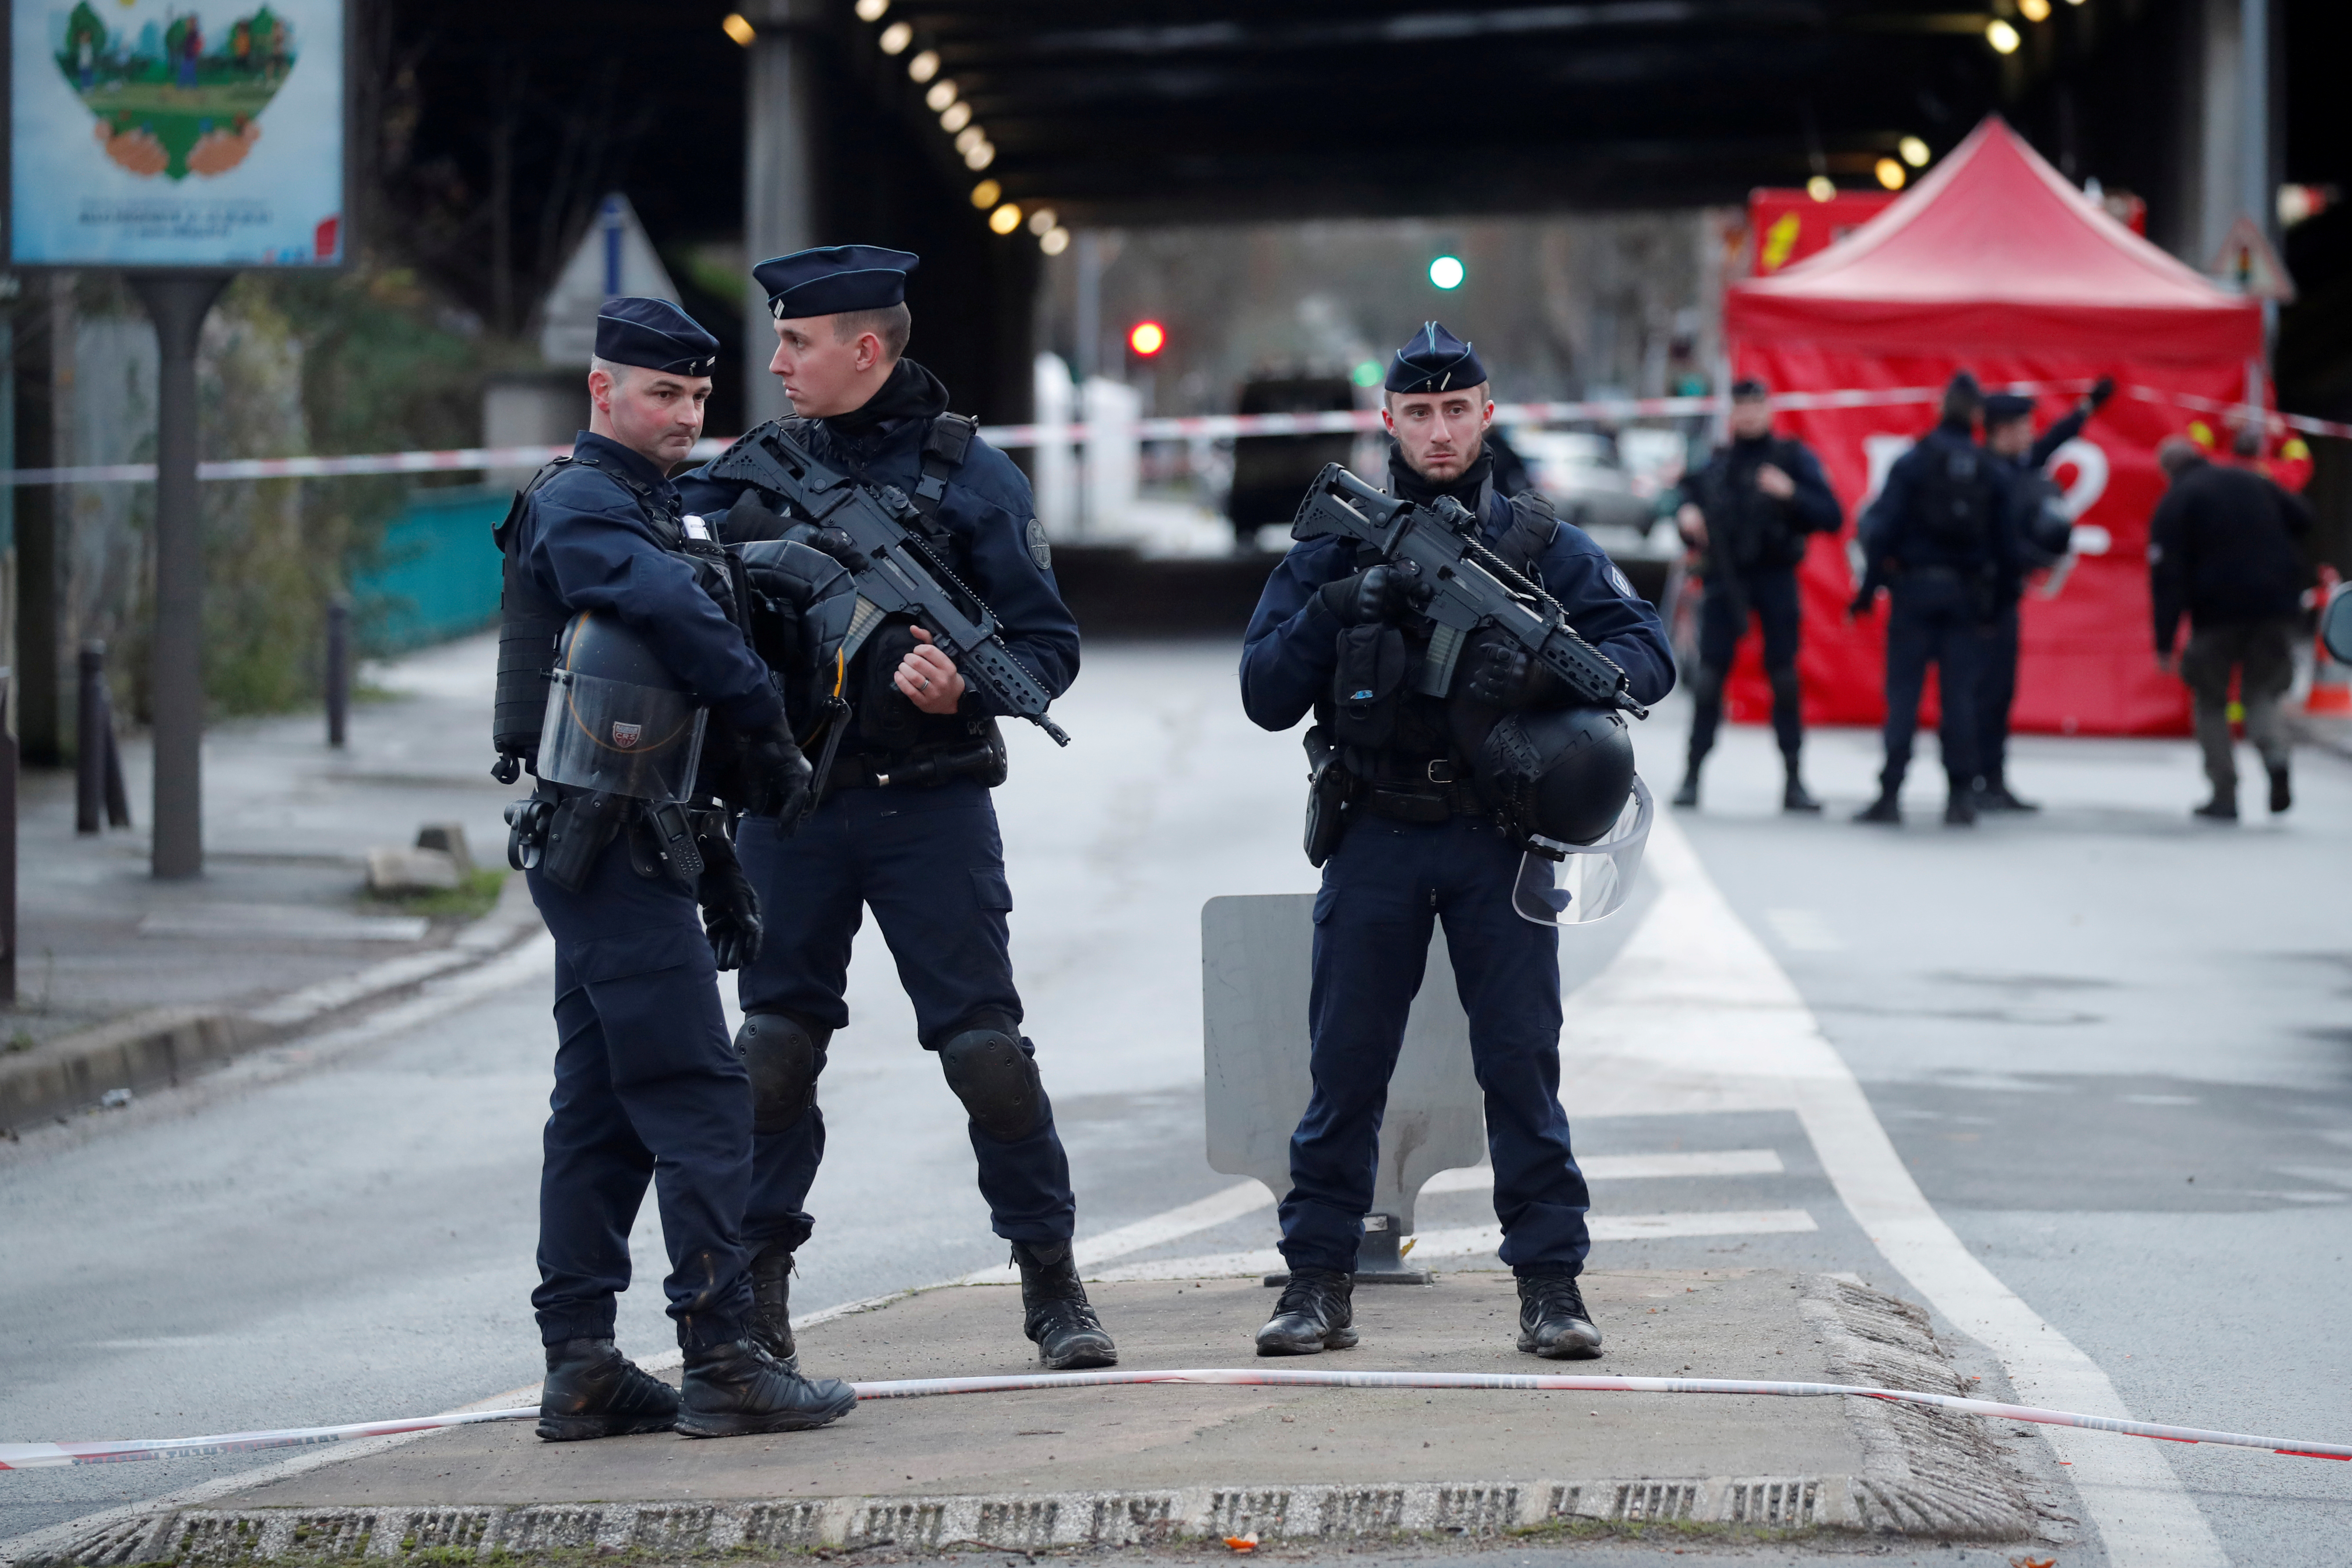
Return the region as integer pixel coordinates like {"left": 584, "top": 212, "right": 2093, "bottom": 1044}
{"left": 130, "top": 272, "right": 233, "bottom": 880}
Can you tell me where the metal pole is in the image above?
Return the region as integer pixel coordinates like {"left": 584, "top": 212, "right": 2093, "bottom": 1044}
{"left": 76, "top": 640, "right": 104, "bottom": 836}
{"left": 130, "top": 273, "right": 232, "bottom": 880}
{"left": 325, "top": 596, "right": 350, "bottom": 748}
{"left": 1, "top": 674, "right": 16, "bottom": 1006}
{"left": 2240, "top": 0, "right": 2270, "bottom": 244}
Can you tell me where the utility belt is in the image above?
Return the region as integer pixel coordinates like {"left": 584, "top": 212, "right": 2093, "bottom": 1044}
{"left": 1353, "top": 754, "right": 1486, "bottom": 824}
{"left": 820, "top": 726, "right": 1009, "bottom": 796}
{"left": 504, "top": 780, "right": 727, "bottom": 895}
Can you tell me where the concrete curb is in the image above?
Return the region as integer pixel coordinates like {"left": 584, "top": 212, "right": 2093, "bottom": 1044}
{"left": 15, "top": 1477, "right": 1858, "bottom": 1564}
{"left": 0, "top": 877, "right": 541, "bottom": 1135}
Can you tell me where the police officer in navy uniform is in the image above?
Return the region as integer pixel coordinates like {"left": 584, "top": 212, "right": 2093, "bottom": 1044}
{"left": 1237, "top": 323, "right": 1675, "bottom": 1358}
{"left": 675, "top": 247, "right": 1115, "bottom": 1373}
{"left": 1850, "top": 372, "right": 2020, "bottom": 827}
{"left": 1971, "top": 380, "right": 2110, "bottom": 811}
{"left": 502, "top": 298, "right": 855, "bottom": 1441}
{"left": 1669, "top": 377, "right": 1842, "bottom": 813}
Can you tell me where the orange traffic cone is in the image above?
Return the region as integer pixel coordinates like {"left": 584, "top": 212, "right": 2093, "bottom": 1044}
{"left": 2310, "top": 570, "right": 2352, "bottom": 717}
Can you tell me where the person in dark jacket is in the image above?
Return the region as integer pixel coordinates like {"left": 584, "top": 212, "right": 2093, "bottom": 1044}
{"left": 1972, "top": 380, "right": 2111, "bottom": 811}
{"left": 674, "top": 245, "right": 1115, "bottom": 1376}
{"left": 1670, "top": 378, "right": 1842, "bottom": 812}
{"left": 2149, "top": 436, "right": 2313, "bottom": 819}
{"left": 1238, "top": 322, "right": 1673, "bottom": 1364}
{"left": 510, "top": 299, "right": 854, "bottom": 1441}
{"left": 1850, "top": 373, "right": 2020, "bottom": 826}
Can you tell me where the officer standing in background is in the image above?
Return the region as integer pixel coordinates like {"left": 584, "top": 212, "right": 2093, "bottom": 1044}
{"left": 498, "top": 299, "right": 854, "bottom": 1441}
{"left": 1669, "top": 378, "right": 1841, "bottom": 812}
{"left": 1971, "top": 379, "right": 2112, "bottom": 812}
{"left": 675, "top": 247, "right": 1116, "bottom": 1374}
{"left": 1238, "top": 323, "right": 1675, "bottom": 1361}
{"left": 1850, "top": 372, "right": 2018, "bottom": 826}
{"left": 2148, "top": 435, "right": 2313, "bottom": 819}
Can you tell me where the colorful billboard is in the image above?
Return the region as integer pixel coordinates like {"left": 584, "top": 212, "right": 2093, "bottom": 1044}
{"left": 9, "top": 0, "right": 343, "bottom": 266}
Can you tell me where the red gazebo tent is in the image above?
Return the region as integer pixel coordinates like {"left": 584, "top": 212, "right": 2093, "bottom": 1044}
{"left": 1720, "top": 117, "right": 2266, "bottom": 737}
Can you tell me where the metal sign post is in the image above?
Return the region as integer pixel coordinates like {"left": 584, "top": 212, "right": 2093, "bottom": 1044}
{"left": 7, "top": 0, "right": 351, "bottom": 878}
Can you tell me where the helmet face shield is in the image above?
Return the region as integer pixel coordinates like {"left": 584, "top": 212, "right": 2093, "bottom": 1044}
{"left": 1512, "top": 775, "right": 1654, "bottom": 926}
{"left": 536, "top": 668, "right": 708, "bottom": 802}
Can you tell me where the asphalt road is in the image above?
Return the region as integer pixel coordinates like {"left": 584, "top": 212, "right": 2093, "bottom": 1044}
{"left": 4, "top": 637, "right": 2348, "bottom": 1564}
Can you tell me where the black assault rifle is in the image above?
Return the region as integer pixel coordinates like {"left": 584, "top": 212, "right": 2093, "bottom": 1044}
{"left": 709, "top": 423, "right": 1070, "bottom": 746}
{"left": 1290, "top": 462, "right": 1649, "bottom": 719}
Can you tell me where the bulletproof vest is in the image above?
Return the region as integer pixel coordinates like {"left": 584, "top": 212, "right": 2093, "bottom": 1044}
{"left": 1912, "top": 441, "right": 1995, "bottom": 553}
{"left": 1325, "top": 489, "right": 1559, "bottom": 774}
{"left": 1704, "top": 438, "right": 1805, "bottom": 571}
{"left": 491, "top": 455, "right": 740, "bottom": 778}
{"left": 2011, "top": 467, "right": 2075, "bottom": 570}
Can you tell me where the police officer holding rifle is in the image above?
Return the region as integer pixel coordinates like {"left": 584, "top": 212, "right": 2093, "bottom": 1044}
{"left": 675, "top": 246, "right": 1114, "bottom": 1374}
{"left": 1239, "top": 323, "right": 1674, "bottom": 1359}
{"left": 494, "top": 299, "right": 854, "bottom": 1441}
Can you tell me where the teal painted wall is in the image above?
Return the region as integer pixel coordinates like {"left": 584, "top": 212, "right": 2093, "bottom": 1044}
{"left": 356, "top": 486, "right": 508, "bottom": 652}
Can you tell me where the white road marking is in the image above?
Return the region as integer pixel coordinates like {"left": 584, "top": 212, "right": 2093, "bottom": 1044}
{"left": 1763, "top": 907, "right": 1845, "bottom": 952}
{"left": 1422, "top": 1148, "right": 1785, "bottom": 1193}
{"left": 1577, "top": 813, "right": 2224, "bottom": 1567}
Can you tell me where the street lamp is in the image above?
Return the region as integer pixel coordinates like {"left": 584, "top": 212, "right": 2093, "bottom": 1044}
{"left": 1429, "top": 255, "right": 1465, "bottom": 290}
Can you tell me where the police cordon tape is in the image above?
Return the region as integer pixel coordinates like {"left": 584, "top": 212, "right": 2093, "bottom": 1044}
{"left": 4, "top": 382, "right": 2340, "bottom": 489}
{"left": 4, "top": 1367, "right": 2348, "bottom": 1471}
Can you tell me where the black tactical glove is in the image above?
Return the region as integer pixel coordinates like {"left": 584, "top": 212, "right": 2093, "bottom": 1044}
{"left": 696, "top": 832, "right": 763, "bottom": 971}
{"left": 806, "top": 527, "right": 862, "bottom": 568}
{"left": 1317, "top": 564, "right": 1410, "bottom": 626}
{"left": 734, "top": 717, "right": 814, "bottom": 824}
{"left": 722, "top": 496, "right": 792, "bottom": 543}
{"left": 1464, "top": 637, "right": 1565, "bottom": 710}
{"left": 2086, "top": 375, "right": 2116, "bottom": 411}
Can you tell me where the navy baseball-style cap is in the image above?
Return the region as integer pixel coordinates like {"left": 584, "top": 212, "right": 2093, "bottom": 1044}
{"left": 595, "top": 298, "right": 720, "bottom": 375}
{"left": 753, "top": 244, "right": 921, "bottom": 320}
{"left": 1730, "top": 376, "right": 1770, "bottom": 399}
{"left": 1983, "top": 392, "right": 2036, "bottom": 425}
{"left": 1386, "top": 321, "right": 1489, "bottom": 395}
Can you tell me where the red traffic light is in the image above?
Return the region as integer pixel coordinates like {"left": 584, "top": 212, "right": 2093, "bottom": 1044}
{"left": 1128, "top": 320, "right": 1167, "bottom": 357}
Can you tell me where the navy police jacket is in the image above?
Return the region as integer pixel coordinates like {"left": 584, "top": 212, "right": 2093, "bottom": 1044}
{"left": 517, "top": 431, "right": 782, "bottom": 732}
{"left": 678, "top": 360, "right": 1079, "bottom": 751}
{"left": 1858, "top": 422, "right": 2022, "bottom": 598}
{"left": 1240, "top": 459, "right": 1676, "bottom": 734}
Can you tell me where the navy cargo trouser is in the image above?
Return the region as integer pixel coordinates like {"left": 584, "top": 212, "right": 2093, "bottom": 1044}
{"left": 1973, "top": 601, "right": 2021, "bottom": 787}
{"left": 733, "top": 778, "right": 1076, "bottom": 1253}
{"left": 527, "top": 838, "right": 753, "bottom": 1351}
{"left": 1879, "top": 573, "right": 1986, "bottom": 793}
{"left": 1280, "top": 811, "right": 1592, "bottom": 1277}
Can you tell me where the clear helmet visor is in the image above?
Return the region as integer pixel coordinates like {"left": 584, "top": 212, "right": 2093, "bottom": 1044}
{"left": 1512, "top": 775, "right": 1654, "bottom": 926}
{"left": 535, "top": 668, "right": 708, "bottom": 802}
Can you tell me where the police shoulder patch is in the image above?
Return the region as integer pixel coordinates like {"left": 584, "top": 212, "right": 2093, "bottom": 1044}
{"left": 1608, "top": 564, "right": 1637, "bottom": 598}
{"left": 1025, "top": 517, "right": 1053, "bottom": 571}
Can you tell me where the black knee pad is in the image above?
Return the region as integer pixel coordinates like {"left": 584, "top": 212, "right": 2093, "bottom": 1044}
{"left": 736, "top": 1013, "right": 829, "bottom": 1135}
{"left": 937, "top": 1024, "right": 1045, "bottom": 1142}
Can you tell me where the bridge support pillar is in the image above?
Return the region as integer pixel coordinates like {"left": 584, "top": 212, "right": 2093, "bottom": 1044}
{"left": 742, "top": 0, "right": 824, "bottom": 428}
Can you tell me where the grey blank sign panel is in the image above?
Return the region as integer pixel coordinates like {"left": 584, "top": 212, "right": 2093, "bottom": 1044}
{"left": 1201, "top": 893, "right": 1487, "bottom": 1235}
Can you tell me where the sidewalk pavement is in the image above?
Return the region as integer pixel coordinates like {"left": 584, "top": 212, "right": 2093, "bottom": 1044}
{"left": 27, "top": 1270, "right": 2064, "bottom": 1562}
{"left": 2, "top": 635, "right": 539, "bottom": 1132}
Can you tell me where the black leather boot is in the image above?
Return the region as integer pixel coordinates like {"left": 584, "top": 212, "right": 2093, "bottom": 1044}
{"left": 1670, "top": 771, "right": 1700, "bottom": 809}
{"left": 748, "top": 1241, "right": 798, "bottom": 1372}
{"left": 2268, "top": 762, "right": 2292, "bottom": 815}
{"left": 675, "top": 1338, "right": 856, "bottom": 1438}
{"left": 1944, "top": 790, "right": 1977, "bottom": 826}
{"left": 1516, "top": 1271, "right": 1603, "bottom": 1359}
{"left": 1255, "top": 1266, "right": 1357, "bottom": 1356}
{"left": 536, "top": 1338, "right": 680, "bottom": 1441}
{"left": 1010, "top": 1240, "right": 1119, "bottom": 1369}
{"left": 1854, "top": 793, "right": 1901, "bottom": 824}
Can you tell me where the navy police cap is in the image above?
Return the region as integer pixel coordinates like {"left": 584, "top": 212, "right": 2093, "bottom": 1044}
{"left": 1982, "top": 392, "right": 2036, "bottom": 425}
{"left": 594, "top": 298, "right": 720, "bottom": 376}
{"left": 1385, "top": 321, "right": 1488, "bottom": 395}
{"left": 754, "top": 244, "right": 921, "bottom": 320}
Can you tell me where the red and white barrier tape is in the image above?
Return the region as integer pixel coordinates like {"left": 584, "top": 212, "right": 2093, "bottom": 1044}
{"left": 4, "top": 1365, "right": 2345, "bottom": 1471}
{"left": 6, "top": 383, "right": 2341, "bottom": 489}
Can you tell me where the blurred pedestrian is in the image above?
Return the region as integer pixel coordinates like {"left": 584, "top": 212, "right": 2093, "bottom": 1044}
{"left": 1850, "top": 372, "right": 2018, "bottom": 826}
{"left": 1670, "top": 377, "right": 1841, "bottom": 812}
{"left": 2148, "top": 436, "right": 2313, "bottom": 820}
{"left": 1972, "top": 378, "right": 2113, "bottom": 811}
